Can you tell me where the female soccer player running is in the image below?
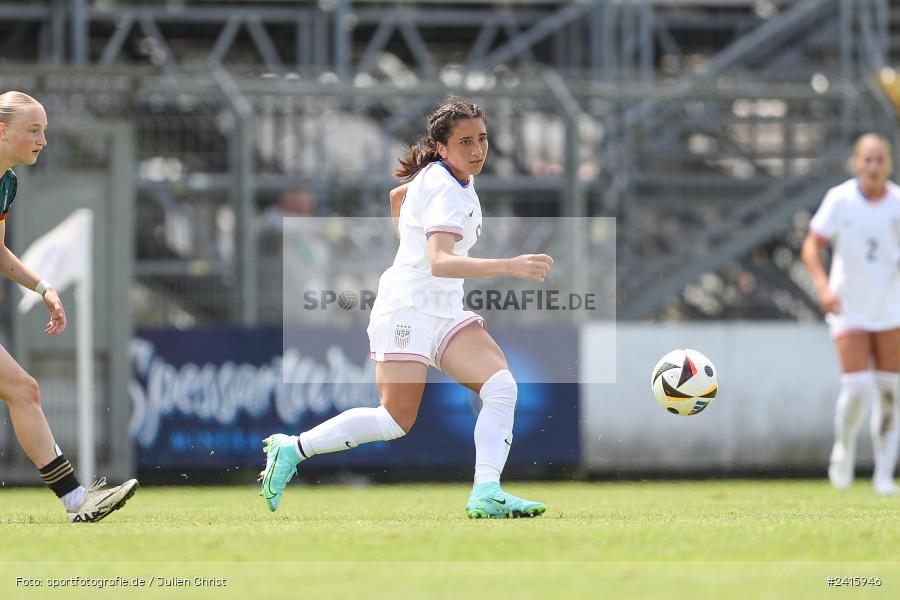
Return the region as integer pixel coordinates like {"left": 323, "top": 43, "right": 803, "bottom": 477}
{"left": 0, "top": 91, "right": 138, "bottom": 521}
{"left": 802, "top": 133, "right": 900, "bottom": 495}
{"left": 261, "top": 98, "right": 553, "bottom": 518}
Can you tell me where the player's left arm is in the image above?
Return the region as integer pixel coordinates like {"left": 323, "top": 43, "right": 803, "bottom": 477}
{"left": 0, "top": 220, "right": 67, "bottom": 335}
{"left": 389, "top": 183, "right": 410, "bottom": 239}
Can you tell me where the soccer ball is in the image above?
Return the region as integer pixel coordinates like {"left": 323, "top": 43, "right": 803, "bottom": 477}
{"left": 650, "top": 348, "right": 718, "bottom": 416}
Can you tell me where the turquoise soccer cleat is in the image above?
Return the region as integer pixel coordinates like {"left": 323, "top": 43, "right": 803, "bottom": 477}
{"left": 465, "top": 482, "right": 547, "bottom": 519}
{"left": 259, "top": 434, "right": 301, "bottom": 512}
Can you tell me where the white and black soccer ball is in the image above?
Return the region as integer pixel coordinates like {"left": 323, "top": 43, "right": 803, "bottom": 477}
{"left": 650, "top": 348, "right": 718, "bottom": 416}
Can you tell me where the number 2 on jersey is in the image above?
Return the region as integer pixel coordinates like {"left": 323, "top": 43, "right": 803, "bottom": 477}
{"left": 866, "top": 238, "right": 878, "bottom": 263}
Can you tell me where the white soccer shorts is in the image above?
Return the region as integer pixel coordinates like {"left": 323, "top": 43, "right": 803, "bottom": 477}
{"left": 368, "top": 308, "right": 484, "bottom": 370}
{"left": 827, "top": 308, "right": 900, "bottom": 338}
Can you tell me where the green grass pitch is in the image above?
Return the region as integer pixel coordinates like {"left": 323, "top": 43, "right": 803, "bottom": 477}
{"left": 0, "top": 480, "right": 897, "bottom": 599}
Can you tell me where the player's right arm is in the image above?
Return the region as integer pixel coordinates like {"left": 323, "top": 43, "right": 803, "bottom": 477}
{"left": 389, "top": 183, "right": 410, "bottom": 239}
{"left": 0, "top": 220, "right": 67, "bottom": 334}
{"left": 801, "top": 230, "right": 841, "bottom": 314}
{"left": 0, "top": 220, "right": 42, "bottom": 291}
{"left": 427, "top": 233, "right": 552, "bottom": 281}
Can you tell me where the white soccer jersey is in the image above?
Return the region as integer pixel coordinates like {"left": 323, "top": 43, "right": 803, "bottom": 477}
{"left": 810, "top": 178, "right": 900, "bottom": 331}
{"left": 371, "top": 161, "right": 483, "bottom": 320}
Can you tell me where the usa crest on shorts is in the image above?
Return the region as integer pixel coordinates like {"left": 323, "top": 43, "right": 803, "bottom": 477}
{"left": 394, "top": 324, "right": 411, "bottom": 349}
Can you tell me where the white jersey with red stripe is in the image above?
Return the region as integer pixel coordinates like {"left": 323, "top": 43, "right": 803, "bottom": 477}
{"left": 371, "top": 161, "right": 483, "bottom": 320}
{"left": 809, "top": 178, "right": 900, "bottom": 333}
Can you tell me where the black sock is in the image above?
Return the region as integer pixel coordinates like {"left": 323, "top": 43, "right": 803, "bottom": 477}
{"left": 38, "top": 455, "right": 81, "bottom": 498}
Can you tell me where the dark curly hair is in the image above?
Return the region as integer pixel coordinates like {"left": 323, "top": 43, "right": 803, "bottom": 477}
{"left": 395, "top": 97, "right": 486, "bottom": 181}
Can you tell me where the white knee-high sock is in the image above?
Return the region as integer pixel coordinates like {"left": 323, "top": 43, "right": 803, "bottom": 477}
{"left": 832, "top": 371, "right": 876, "bottom": 469}
{"left": 872, "top": 371, "right": 900, "bottom": 482}
{"left": 473, "top": 369, "right": 517, "bottom": 485}
{"left": 297, "top": 405, "right": 405, "bottom": 458}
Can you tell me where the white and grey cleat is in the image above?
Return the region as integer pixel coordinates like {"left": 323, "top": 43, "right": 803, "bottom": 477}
{"left": 828, "top": 446, "right": 854, "bottom": 490}
{"left": 67, "top": 477, "right": 139, "bottom": 523}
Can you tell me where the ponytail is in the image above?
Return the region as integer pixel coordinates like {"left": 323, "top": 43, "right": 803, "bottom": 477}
{"left": 395, "top": 136, "right": 440, "bottom": 180}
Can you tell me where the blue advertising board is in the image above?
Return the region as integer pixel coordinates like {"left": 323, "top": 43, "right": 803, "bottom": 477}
{"left": 130, "top": 327, "right": 579, "bottom": 471}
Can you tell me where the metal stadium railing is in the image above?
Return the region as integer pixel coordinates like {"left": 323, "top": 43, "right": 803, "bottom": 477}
{"left": 0, "top": 0, "right": 893, "bottom": 328}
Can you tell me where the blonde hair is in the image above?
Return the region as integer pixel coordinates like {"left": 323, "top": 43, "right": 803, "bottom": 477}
{"left": 852, "top": 133, "right": 892, "bottom": 158}
{"left": 0, "top": 91, "right": 40, "bottom": 126}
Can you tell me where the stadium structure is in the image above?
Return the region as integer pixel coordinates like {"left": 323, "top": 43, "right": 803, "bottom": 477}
{"left": 0, "top": 0, "right": 897, "bottom": 482}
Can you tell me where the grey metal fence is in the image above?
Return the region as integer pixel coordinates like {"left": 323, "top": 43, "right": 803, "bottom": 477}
{"left": 0, "top": 0, "right": 896, "bottom": 482}
{"left": 1, "top": 1, "right": 892, "bottom": 320}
